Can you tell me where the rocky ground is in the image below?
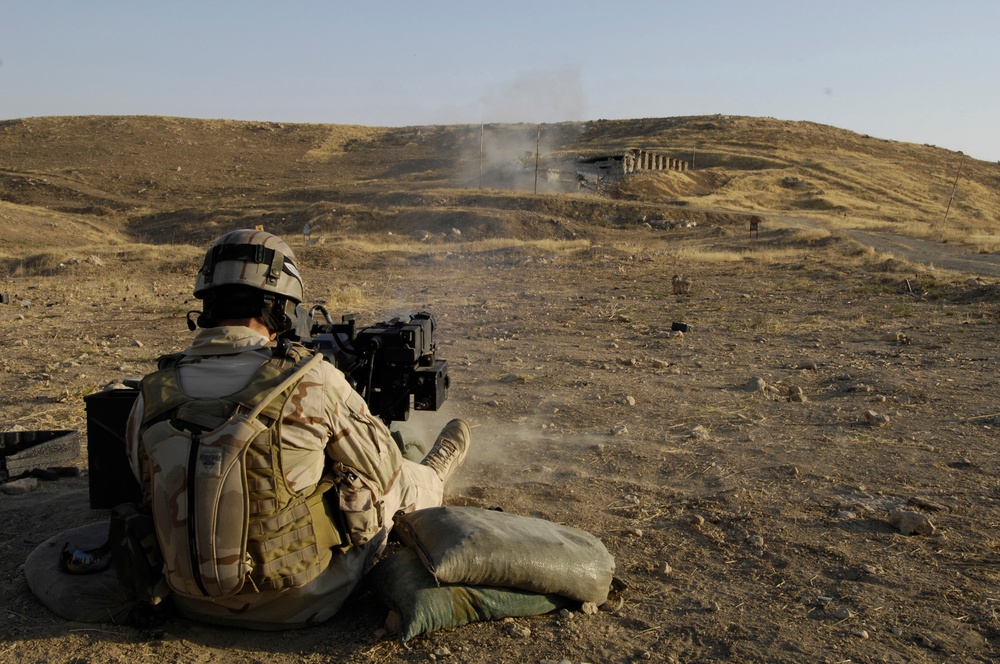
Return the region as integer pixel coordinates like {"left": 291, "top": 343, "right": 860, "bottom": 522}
{"left": 1, "top": 217, "right": 999, "bottom": 663}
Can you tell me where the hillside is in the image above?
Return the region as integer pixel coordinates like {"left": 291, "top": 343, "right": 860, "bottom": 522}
{"left": 1, "top": 115, "right": 997, "bottom": 255}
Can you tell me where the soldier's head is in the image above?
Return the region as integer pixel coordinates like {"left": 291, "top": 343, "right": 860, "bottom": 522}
{"left": 193, "top": 229, "right": 303, "bottom": 333}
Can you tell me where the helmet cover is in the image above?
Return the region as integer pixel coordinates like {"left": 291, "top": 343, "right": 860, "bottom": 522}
{"left": 194, "top": 229, "right": 303, "bottom": 303}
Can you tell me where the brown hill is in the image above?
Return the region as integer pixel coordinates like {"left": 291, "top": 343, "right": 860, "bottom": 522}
{"left": 1, "top": 115, "right": 997, "bottom": 253}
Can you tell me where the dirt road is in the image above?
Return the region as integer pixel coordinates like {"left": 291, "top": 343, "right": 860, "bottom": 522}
{"left": 774, "top": 214, "right": 1000, "bottom": 278}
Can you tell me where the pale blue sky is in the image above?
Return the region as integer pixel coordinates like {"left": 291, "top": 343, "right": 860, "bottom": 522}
{"left": 2, "top": 1, "right": 998, "bottom": 161}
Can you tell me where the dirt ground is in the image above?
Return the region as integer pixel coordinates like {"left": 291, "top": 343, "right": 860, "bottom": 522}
{"left": 1, "top": 216, "right": 999, "bottom": 663}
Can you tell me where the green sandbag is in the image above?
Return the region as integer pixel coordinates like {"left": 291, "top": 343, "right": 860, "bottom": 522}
{"left": 394, "top": 506, "right": 615, "bottom": 605}
{"left": 369, "top": 547, "right": 571, "bottom": 642}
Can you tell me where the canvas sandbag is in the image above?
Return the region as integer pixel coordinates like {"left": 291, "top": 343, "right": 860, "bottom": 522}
{"left": 394, "top": 506, "right": 615, "bottom": 605}
{"left": 24, "top": 522, "right": 133, "bottom": 624}
{"left": 369, "top": 547, "right": 571, "bottom": 642}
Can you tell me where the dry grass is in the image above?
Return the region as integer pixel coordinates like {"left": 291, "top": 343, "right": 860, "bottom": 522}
{"left": 808, "top": 214, "right": 1000, "bottom": 253}
{"left": 302, "top": 236, "right": 592, "bottom": 257}
{"left": 3, "top": 114, "right": 999, "bottom": 256}
{"left": 1, "top": 242, "right": 202, "bottom": 278}
{"left": 305, "top": 125, "right": 389, "bottom": 160}
{"left": 317, "top": 283, "right": 371, "bottom": 311}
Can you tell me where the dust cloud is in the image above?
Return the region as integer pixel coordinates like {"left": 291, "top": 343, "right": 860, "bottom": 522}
{"left": 457, "top": 68, "right": 587, "bottom": 192}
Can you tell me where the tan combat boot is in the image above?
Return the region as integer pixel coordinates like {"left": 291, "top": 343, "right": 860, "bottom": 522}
{"left": 421, "top": 419, "right": 471, "bottom": 484}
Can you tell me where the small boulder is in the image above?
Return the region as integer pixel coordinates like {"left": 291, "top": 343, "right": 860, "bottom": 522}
{"left": 865, "top": 410, "right": 891, "bottom": 427}
{"left": 1, "top": 478, "right": 40, "bottom": 495}
{"left": 888, "top": 509, "right": 935, "bottom": 536}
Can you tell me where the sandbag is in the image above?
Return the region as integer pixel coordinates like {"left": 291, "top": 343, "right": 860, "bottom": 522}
{"left": 24, "top": 522, "right": 133, "bottom": 624}
{"left": 394, "top": 506, "right": 615, "bottom": 605}
{"left": 369, "top": 547, "right": 571, "bottom": 642}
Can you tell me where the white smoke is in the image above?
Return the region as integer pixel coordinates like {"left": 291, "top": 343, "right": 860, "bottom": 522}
{"left": 477, "top": 66, "right": 587, "bottom": 125}
{"left": 441, "top": 67, "right": 587, "bottom": 191}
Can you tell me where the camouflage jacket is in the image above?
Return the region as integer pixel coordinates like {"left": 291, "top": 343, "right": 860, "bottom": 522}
{"left": 124, "top": 326, "right": 429, "bottom": 627}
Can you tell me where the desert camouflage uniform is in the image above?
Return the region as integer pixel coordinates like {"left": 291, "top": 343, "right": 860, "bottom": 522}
{"left": 125, "top": 326, "right": 444, "bottom": 628}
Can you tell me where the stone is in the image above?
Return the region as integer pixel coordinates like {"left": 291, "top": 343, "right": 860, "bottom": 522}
{"left": 907, "top": 496, "right": 949, "bottom": 512}
{"left": 610, "top": 425, "right": 628, "bottom": 435}
{"left": 0, "top": 478, "right": 40, "bottom": 495}
{"left": 688, "top": 425, "right": 711, "bottom": 440}
{"left": 888, "top": 509, "right": 935, "bottom": 536}
{"left": 505, "top": 623, "right": 531, "bottom": 638}
{"left": 864, "top": 410, "right": 891, "bottom": 427}
{"left": 581, "top": 602, "right": 599, "bottom": 615}
{"left": 652, "top": 358, "right": 670, "bottom": 369}
{"left": 745, "top": 377, "right": 767, "bottom": 392}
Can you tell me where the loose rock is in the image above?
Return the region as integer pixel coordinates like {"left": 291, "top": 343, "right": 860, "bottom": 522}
{"left": 864, "top": 410, "right": 891, "bottom": 427}
{"left": 687, "top": 425, "right": 710, "bottom": 440}
{"left": 745, "top": 377, "right": 767, "bottom": 392}
{"left": 504, "top": 623, "right": 531, "bottom": 638}
{"left": 834, "top": 606, "right": 853, "bottom": 620}
{"left": 888, "top": 509, "right": 935, "bottom": 536}
{"left": 907, "top": 496, "right": 949, "bottom": 512}
{"left": 0, "top": 478, "right": 40, "bottom": 495}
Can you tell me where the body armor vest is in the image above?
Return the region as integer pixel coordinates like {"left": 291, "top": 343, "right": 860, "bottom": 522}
{"left": 137, "top": 345, "right": 342, "bottom": 598}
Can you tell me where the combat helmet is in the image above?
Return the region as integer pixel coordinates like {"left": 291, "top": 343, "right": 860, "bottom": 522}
{"left": 193, "top": 229, "right": 303, "bottom": 332}
{"left": 195, "top": 229, "right": 303, "bottom": 302}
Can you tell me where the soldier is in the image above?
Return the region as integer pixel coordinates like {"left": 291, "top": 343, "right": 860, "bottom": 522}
{"left": 124, "top": 229, "right": 471, "bottom": 628}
